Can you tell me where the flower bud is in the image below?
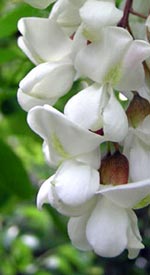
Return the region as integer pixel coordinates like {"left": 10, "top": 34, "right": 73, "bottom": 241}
{"left": 100, "top": 151, "right": 129, "bottom": 186}
{"left": 126, "top": 93, "right": 150, "bottom": 128}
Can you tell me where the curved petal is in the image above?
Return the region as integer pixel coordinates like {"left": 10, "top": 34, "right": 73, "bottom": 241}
{"left": 75, "top": 26, "right": 132, "bottom": 84}
{"left": 17, "top": 88, "right": 58, "bottom": 112}
{"left": 37, "top": 175, "right": 97, "bottom": 216}
{"left": 77, "top": 148, "right": 101, "bottom": 170}
{"left": 64, "top": 84, "right": 108, "bottom": 131}
{"left": 43, "top": 141, "right": 101, "bottom": 170}
{"left": 129, "top": 139, "right": 150, "bottom": 181}
{"left": 116, "top": 40, "right": 150, "bottom": 91}
{"left": 71, "top": 24, "right": 87, "bottom": 61}
{"left": 37, "top": 175, "right": 55, "bottom": 210}
{"left": 80, "top": 1, "right": 122, "bottom": 40}
{"left": 18, "top": 18, "right": 72, "bottom": 64}
{"left": 86, "top": 197, "right": 129, "bottom": 257}
{"left": 52, "top": 191, "right": 97, "bottom": 216}
{"left": 50, "top": 0, "right": 81, "bottom": 34}
{"left": 19, "top": 61, "right": 75, "bottom": 99}
{"left": 127, "top": 210, "right": 144, "bottom": 259}
{"left": 103, "top": 87, "right": 128, "bottom": 142}
{"left": 97, "top": 178, "right": 150, "bottom": 208}
{"left": 52, "top": 160, "right": 99, "bottom": 206}
{"left": 27, "top": 105, "right": 102, "bottom": 166}
{"left": 68, "top": 215, "right": 92, "bottom": 251}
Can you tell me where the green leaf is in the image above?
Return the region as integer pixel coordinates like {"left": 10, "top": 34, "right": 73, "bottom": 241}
{"left": 0, "top": 138, "right": 34, "bottom": 205}
{"left": 116, "top": 0, "right": 123, "bottom": 8}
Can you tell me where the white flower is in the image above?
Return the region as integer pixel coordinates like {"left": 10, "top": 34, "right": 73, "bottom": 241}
{"left": 18, "top": 61, "right": 75, "bottom": 111}
{"left": 18, "top": 17, "right": 73, "bottom": 65}
{"left": 17, "top": 17, "right": 87, "bottom": 111}
{"left": 35, "top": 136, "right": 150, "bottom": 259}
{"left": 27, "top": 105, "right": 103, "bottom": 168}
{"left": 75, "top": 26, "right": 150, "bottom": 91}
{"left": 17, "top": 18, "right": 73, "bottom": 111}
{"left": 37, "top": 153, "right": 150, "bottom": 258}
{"left": 64, "top": 84, "right": 128, "bottom": 142}
{"left": 49, "top": 0, "right": 82, "bottom": 35}
{"left": 37, "top": 160, "right": 99, "bottom": 216}
{"left": 68, "top": 176, "right": 150, "bottom": 258}
{"left": 80, "top": 0, "right": 123, "bottom": 41}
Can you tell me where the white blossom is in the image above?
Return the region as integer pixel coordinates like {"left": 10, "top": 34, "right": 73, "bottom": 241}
{"left": 75, "top": 26, "right": 150, "bottom": 91}
{"left": 64, "top": 84, "right": 128, "bottom": 142}
{"left": 18, "top": 17, "right": 73, "bottom": 65}
{"left": 27, "top": 105, "right": 103, "bottom": 168}
{"left": 18, "top": 61, "right": 75, "bottom": 111}
{"left": 17, "top": 0, "right": 150, "bottom": 259}
{"left": 68, "top": 176, "right": 150, "bottom": 258}
{"left": 37, "top": 160, "right": 99, "bottom": 216}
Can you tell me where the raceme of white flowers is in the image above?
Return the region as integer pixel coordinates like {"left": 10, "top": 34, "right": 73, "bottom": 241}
{"left": 17, "top": 0, "right": 150, "bottom": 259}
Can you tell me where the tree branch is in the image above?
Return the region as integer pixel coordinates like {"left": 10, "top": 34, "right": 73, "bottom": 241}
{"left": 118, "top": 0, "right": 133, "bottom": 28}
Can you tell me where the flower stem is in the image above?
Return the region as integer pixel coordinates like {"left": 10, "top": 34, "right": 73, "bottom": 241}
{"left": 129, "top": 9, "right": 147, "bottom": 19}
{"left": 118, "top": 0, "right": 133, "bottom": 28}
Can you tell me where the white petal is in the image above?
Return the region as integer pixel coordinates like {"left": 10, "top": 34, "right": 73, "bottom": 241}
{"left": 77, "top": 148, "right": 101, "bottom": 170}
{"left": 42, "top": 140, "right": 101, "bottom": 170}
{"left": 71, "top": 24, "right": 87, "bottom": 61}
{"left": 86, "top": 197, "right": 128, "bottom": 257}
{"left": 19, "top": 62, "right": 75, "bottom": 99}
{"left": 136, "top": 115, "right": 150, "bottom": 146}
{"left": 17, "top": 88, "right": 58, "bottom": 112}
{"left": 129, "top": 139, "right": 150, "bottom": 181}
{"left": 103, "top": 87, "right": 128, "bottom": 142}
{"left": 68, "top": 215, "right": 92, "bottom": 251}
{"left": 137, "top": 85, "right": 150, "bottom": 101}
{"left": 18, "top": 18, "right": 72, "bottom": 64}
{"left": 23, "top": 0, "right": 55, "bottom": 9}
{"left": 52, "top": 160, "right": 99, "bottom": 206}
{"left": 37, "top": 175, "right": 97, "bottom": 216}
{"left": 97, "top": 179, "right": 150, "bottom": 208}
{"left": 116, "top": 40, "right": 150, "bottom": 91}
{"left": 68, "top": 0, "right": 86, "bottom": 7}
{"left": 80, "top": 1, "right": 122, "bottom": 39}
{"left": 75, "top": 27, "right": 132, "bottom": 84}
{"left": 64, "top": 83, "right": 108, "bottom": 131}
{"left": 27, "top": 105, "right": 102, "bottom": 166}
{"left": 37, "top": 175, "right": 55, "bottom": 210}
{"left": 127, "top": 210, "right": 144, "bottom": 259}
{"left": 52, "top": 192, "right": 97, "bottom": 216}
{"left": 50, "top": 0, "right": 81, "bottom": 34}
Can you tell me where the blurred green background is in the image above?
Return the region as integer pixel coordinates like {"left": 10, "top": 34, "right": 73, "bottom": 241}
{"left": 0, "top": 0, "right": 150, "bottom": 274}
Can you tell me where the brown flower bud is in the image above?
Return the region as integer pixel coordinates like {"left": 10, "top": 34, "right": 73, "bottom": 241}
{"left": 126, "top": 93, "right": 150, "bottom": 128}
{"left": 100, "top": 151, "right": 129, "bottom": 186}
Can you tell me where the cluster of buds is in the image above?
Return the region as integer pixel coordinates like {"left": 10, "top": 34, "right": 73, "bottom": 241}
{"left": 17, "top": 0, "right": 150, "bottom": 259}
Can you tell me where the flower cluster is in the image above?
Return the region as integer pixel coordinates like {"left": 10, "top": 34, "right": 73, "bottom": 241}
{"left": 18, "top": 0, "right": 150, "bottom": 259}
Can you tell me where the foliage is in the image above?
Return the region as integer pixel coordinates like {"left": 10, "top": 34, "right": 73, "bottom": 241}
{"left": 0, "top": 0, "right": 150, "bottom": 274}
